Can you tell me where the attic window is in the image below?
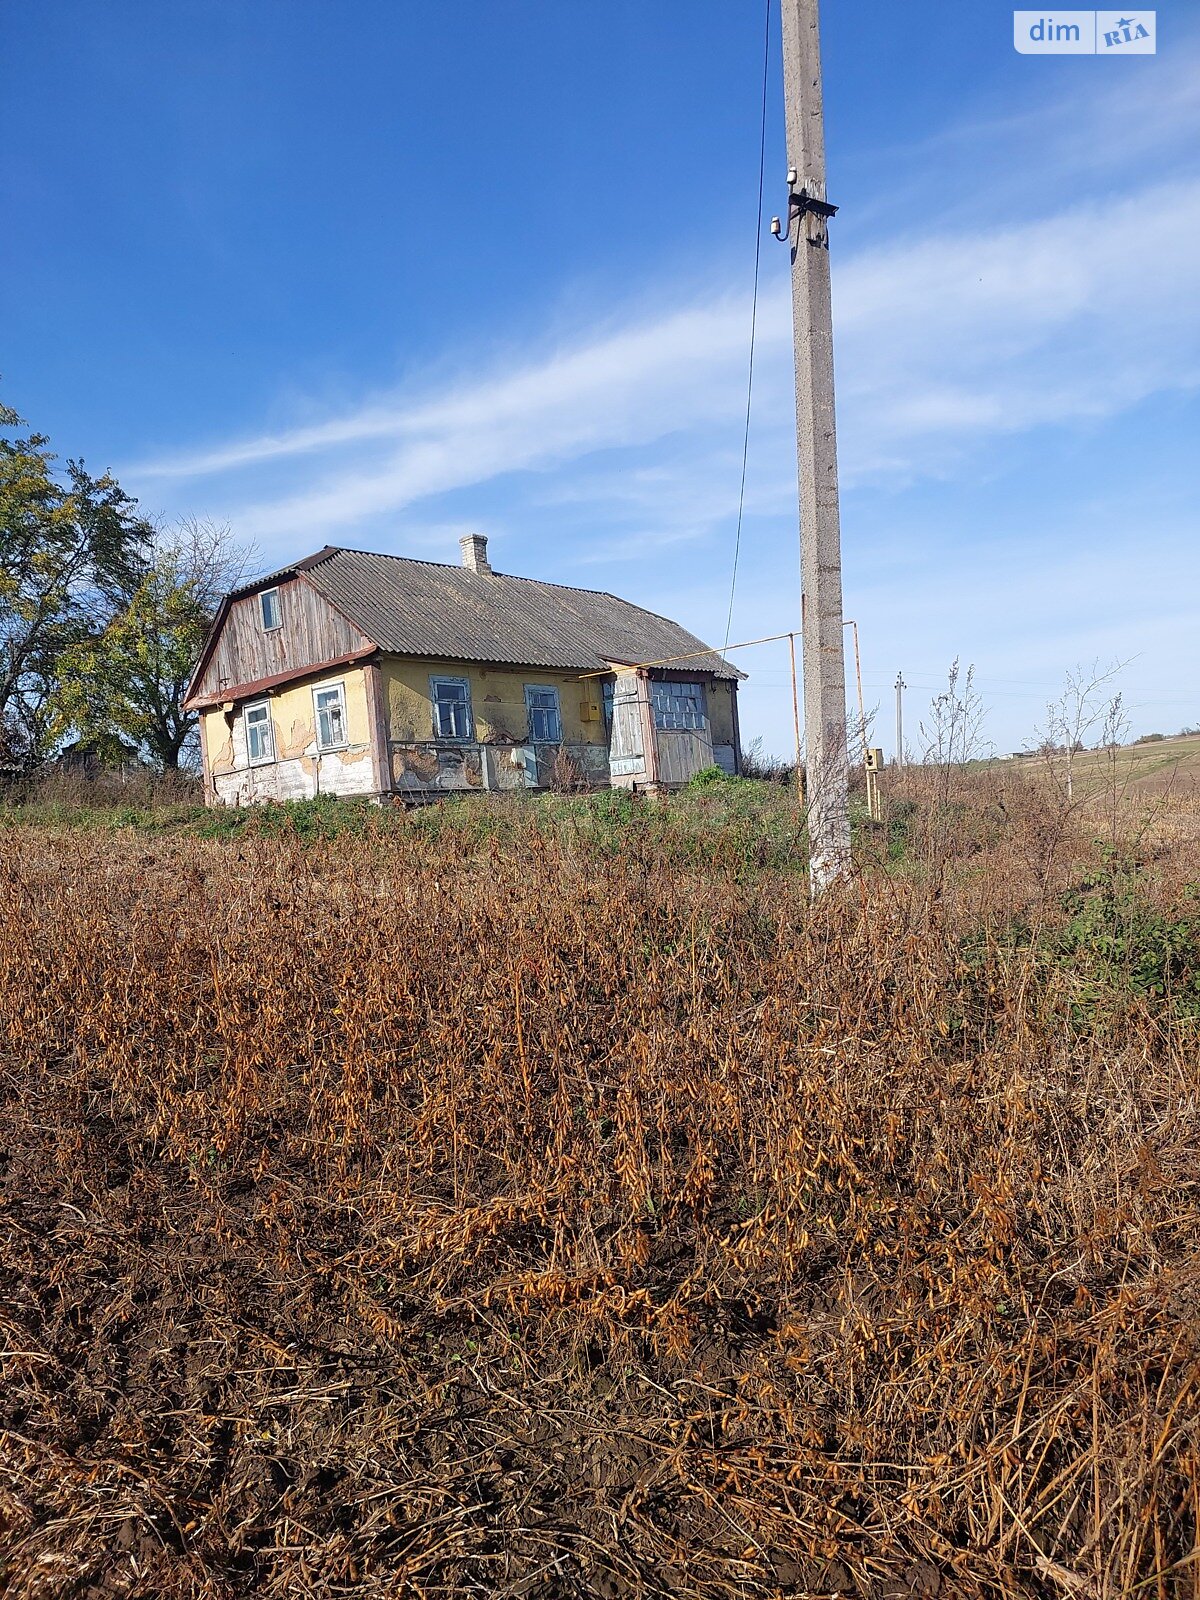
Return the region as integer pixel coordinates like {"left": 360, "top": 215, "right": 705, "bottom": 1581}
{"left": 260, "top": 588, "right": 281, "bottom": 631}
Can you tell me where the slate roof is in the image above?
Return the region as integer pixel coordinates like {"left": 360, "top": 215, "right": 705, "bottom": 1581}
{"left": 234, "top": 546, "right": 743, "bottom": 679}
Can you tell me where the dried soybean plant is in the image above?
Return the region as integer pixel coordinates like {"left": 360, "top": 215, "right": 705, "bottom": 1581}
{"left": 0, "top": 786, "right": 1198, "bottom": 1598}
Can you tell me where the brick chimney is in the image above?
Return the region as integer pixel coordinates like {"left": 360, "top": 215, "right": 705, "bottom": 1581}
{"left": 459, "top": 533, "right": 492, "bottom": 575}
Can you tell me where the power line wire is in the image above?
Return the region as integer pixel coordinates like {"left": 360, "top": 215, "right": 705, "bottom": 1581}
{"left": 722, "top": 0, "right": 771, "bottom": 655}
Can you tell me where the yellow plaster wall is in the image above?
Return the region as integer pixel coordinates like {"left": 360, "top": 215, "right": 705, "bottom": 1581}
{"left": 202, "top": 659, "right": 736, "bottom": 774}
{"left": 380, "top": 657, "right": 607, "bottom": 746}
{"left": 202, "top": 706, "right": 235, "bottom": 775}
{"left": 275, "top": 666, "right": 371, "bottom": 756}
{"left": 199, "top": 656, "right": 739, "bottom": 799}
{"left": 202, "top": 664, "right": 371, "bottom": 777}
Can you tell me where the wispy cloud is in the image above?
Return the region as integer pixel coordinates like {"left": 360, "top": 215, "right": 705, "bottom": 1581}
{"left": 835, "top": 176, "right": 1200, "bottom": 479}
{"left": 129, "top": 297, "right": 760, "bottom": 483}
{"left": 122, "top": 37, "right": 1200, "bottom": 588}
{"left": 846, "top": 34, "right": 1200, "bottom": 237}
{"left": 111, "top": 42, "right": 1200, "bottom": 757}
{"left": 125, "top": 296, "right": 772, "bottom": 556}
{"left": 127, "top": 169, "right": 1200, "bottom": 551}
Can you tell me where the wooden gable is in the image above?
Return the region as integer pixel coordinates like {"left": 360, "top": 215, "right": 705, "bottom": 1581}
{"left": 188, "top": 576, "right": 375, "bottom": 706}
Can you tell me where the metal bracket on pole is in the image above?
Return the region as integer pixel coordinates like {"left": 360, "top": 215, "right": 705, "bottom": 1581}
{"left": 771, "top": 185, "right": 839, "bottom": 245}
{"left": 794, "top": 189, "right": 837, "bottom": 219}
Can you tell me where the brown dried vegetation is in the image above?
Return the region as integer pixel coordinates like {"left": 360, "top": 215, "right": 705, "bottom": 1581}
{"left": 1, "top": 777, "right": 1199, "bottom": 1598}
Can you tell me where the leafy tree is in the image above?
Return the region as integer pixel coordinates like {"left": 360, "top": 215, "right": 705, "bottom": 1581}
{"left": 1, "top": 410, "right": 151, "bottom": 766}
{"left": 53, "top": 521, "right": 248, "bottom": 771}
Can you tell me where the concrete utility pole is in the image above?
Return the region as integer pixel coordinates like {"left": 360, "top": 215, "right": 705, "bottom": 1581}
{"left": 779, "top": 0, "right": 851, "bottom": 894}
{"left": 895, "top": 671, "right": 907, "bottom": 769}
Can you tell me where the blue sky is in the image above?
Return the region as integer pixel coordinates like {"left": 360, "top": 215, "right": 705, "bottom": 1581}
{"left": 3, "top": 2, "right": 1197, "bottom": 757}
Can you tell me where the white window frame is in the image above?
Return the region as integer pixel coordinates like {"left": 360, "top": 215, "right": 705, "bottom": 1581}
{"left": 651, "top": 680, "right": 708, "bottom": 732}
{"left": 312, "top": 681, "right": 348, "bottom": 751}
{"left": 524, "top": 683, "right": 563, "bottom": 743}
{"left": 430, "top": 675, "right": 473, "bottom": 742}
{"left": 245, "top": 701, "right": 275, "bottom": 766}
{"left": 259, "top": 587, "right": 282, "bottom": 631}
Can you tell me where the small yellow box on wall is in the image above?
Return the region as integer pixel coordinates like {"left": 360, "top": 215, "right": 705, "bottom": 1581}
{"left": 579, "top": 699, "right": 602, "bottom": 723}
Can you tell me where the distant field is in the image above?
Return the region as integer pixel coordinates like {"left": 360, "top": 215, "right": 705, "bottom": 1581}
{"left": 2, "top": 775, "right": 1199, "bottom": 1597}
{"left": 1008, "top": 730, "right": 1200, "bottom": 795}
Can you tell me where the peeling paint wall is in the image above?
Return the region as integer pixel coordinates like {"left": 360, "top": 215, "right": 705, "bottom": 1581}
{"left": 198, "top": 654, "right": 741, "bottom": 804}
{"left": 201, "top": 666, "right": 376, "bottom": 806}
{"left": 388, "top": 741, "right": 611, "bottom": 795}
{"left": 379, "top": 658, "right": 613, "bottom": 794}
{"left": 379, "top": 658, "right": 608, "bottom": 747}
{"left": 390, "top": 744, "right": 485, "bottom": 795}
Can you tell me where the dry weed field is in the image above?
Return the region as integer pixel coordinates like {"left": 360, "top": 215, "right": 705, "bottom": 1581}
{"left": 1, "top": 774, "right": 1199, "bottom": 1598}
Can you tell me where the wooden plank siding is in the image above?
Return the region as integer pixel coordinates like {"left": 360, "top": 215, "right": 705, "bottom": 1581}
{"left": 608, "top": 670, "right": 648, "bottom": 785}
{"left": 362, "top": 660, "right": 393, "bottom": 798}
{"left": 191, "top": 578, "right": 372, "bottom": 703}
{"left": 656, "top": 728, "right": 716, "bottom": 787}
{"left": 638, "top": 670, "right": 662, "bottom": 789}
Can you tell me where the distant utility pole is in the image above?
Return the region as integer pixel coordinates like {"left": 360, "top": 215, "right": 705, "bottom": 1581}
{"left": 895, "top": 671, "right": 907, "bottom": 769}
{"left": 778, "top": 0, "right": 851, "bottom": 894}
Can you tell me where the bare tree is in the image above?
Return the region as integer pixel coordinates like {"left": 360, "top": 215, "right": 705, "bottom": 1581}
{"left": 914, "top": 661, "right": 990, "bottom": 892}
{"left": 1037, "top": 659, "right": 1128, "bottom": 804}
{"left": 920, "top": 661, "right": 989, "bottom": 775}
{"left": 170, "top": 517, "right": 255, "bottom": 613}
{"left": 1098, "top": 688, "right": 1132, "bottom": 846}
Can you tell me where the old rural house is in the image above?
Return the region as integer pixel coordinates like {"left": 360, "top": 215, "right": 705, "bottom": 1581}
{"left": 184, "top": 537, "right": 744, "bottom": 803}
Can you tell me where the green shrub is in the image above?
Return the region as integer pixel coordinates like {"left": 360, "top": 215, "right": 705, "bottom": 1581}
{"left": 1050, "top": 861, "right": 1200, "bottom": 1019}
{"left": 688, "top": 765, "right": 740, "bottom": 789}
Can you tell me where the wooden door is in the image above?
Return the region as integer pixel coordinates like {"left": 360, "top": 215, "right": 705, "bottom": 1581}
{"left": 656, "top": 727, "right": 715, "bottom": 785}
{"left": 607, "top": 670, "right": 647, "bottom": 783}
